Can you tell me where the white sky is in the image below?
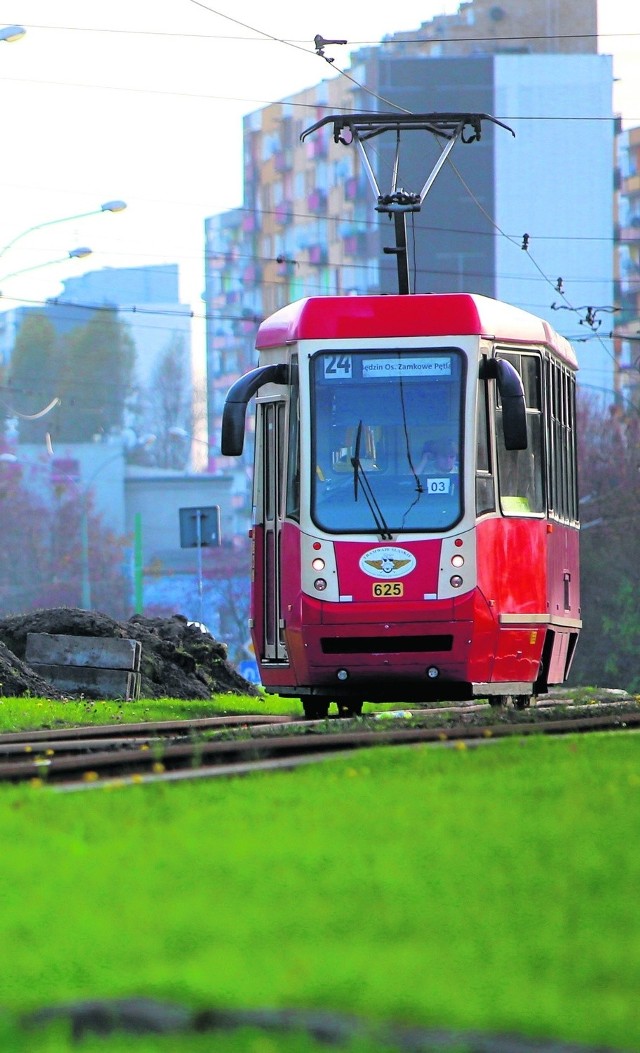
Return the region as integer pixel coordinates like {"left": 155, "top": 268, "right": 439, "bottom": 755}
{"left": 0, "top": 0, "right": 638, "bottom": 321}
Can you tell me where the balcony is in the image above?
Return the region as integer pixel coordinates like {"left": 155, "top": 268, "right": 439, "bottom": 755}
{"left": 618, "top": 218, "right": 640, "bottom": 244}
{"left": 621, "top": 173, "right": 640, "bottom": 194}
{"left": 343, "top": 232, "right": 369, "bottom": 257}
{"left": 307, "top": 188, "right": 327, "bottom": 214}
{"left": 305, "top": 137, "right": 327, "bottom": 161}
{"left": 275, "top": 149, "right": 293, "bottom": 173}
{"left": 308, "top": 244, "right": 328, "bottom": 265}
{"left": 275, "top": 201, "right": 292, "bottom": 225}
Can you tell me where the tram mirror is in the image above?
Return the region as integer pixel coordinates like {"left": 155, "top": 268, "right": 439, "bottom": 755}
{"left": 221, "top": 404, "right": 246, "bottom": 457}
{"left": 221, "top": 364, "right": 289, "bottom": 456}
{"left": 502, "top": 405, "right": 527, "bottom": 450}
{"left": 489, "top": 359, "right": 528, "bottom": 451}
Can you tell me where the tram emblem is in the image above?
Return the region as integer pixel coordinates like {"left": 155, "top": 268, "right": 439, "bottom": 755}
{"left": 359, "top": 546, "right": 416, "bottom": 579}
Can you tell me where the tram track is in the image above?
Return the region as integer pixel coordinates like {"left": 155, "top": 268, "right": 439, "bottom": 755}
{"left": 1, "top": 700, "right": 638, "bottom": 791}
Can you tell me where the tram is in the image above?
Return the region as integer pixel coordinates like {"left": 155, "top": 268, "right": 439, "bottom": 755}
{"left": 222, "top": 292, "right": 581, "bottom": 717}
{"left": 221, "top": 111, "right": 580, "bottom": 717}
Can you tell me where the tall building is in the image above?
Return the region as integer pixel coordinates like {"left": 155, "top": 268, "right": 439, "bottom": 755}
{"left": 615, "top": 126, "right": 640, "bottom": 407}
{"left": 204, "top": 0, "right": 614, "bottom": 466}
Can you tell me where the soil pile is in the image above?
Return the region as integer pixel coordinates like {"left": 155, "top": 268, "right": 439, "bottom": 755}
{"left": 0, "top": 608, "right": 259, "bottom": 700}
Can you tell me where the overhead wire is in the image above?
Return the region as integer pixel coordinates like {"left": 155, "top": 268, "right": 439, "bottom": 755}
{"left": 259, "top": 12, "right": 632, "bottom": 380}
{"left": 441, "top": 154, "right": 624, "bottom": 370}
{"left": 207, "top": 10, "right": 634, "bottom": 352}
{"left": 0, "top": 74, "right": 629, "bottom": 123}
{"left": 184, "top": 0, "right": 412, "bottom": 114}
{"left": 15, "top": 19, "right": 640, "bottom": 45}
{"left": 4, "top": 10, "right": 637, "bottom": 387}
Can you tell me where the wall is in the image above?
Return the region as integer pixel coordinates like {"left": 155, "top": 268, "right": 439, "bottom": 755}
{"left": 124, "top": 471, "right": 234, "bottom": 570}
{"left": 493, "top": 53, "right": 615, "bottom": 396}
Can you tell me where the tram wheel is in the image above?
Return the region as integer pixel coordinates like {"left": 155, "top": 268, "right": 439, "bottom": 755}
{"left": 336, "top": 701, "right": 363, "bottom": 719}
{"left": 488, "top": 694, "right": 531, "bottom": 709}
{"left": 513, "top": 694, "right": 531, "bottom": 710}
{"left": 302, "top": 698, "right": 331, "bottom": 720}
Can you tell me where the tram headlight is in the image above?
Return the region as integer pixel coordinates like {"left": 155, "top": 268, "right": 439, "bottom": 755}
{"left": 449, "top": 575, "right": 464, "bottom": 589}
{"left": 337, "top": 669, "right": 349, "bottom": 681}
{"left": 451, "top": 554, "right": 464, "bottom": 568}
{"left": 427, "top": 666, "right": 440, "bottom": 679}
{"left": 312, "top": 557, "right": 325, "bottom": 571}
{"left": 314, "top": 577, "right": 328, "bottom": 592}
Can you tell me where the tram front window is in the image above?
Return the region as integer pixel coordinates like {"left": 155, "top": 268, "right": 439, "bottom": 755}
{"left": 311, "top": 349, "right": 464, "bottom": 533}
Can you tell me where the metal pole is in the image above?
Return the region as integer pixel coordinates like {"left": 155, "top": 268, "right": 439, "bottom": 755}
{"left": 394, "top": 212, "right": 410, "bottom": 295}
{"left": 195, "top": 509, "right": 204, "bottom": 624}
{"left": 134, "top": 512, "right": 143, "bottom": 614}
{"left": 80, "top": 501, "right": 91, "bottom": 609}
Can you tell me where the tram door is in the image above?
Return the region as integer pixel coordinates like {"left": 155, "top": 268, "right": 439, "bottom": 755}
{"left": 258, "top": 399, "right": 288, "bottom": 662}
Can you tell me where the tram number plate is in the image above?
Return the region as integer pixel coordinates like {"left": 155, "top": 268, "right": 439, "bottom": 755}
{"left": 372, "top": 582, "right": 404, "bottom": 598}
{"left": 425, "top": 477, "right": 451, "bottom": 494}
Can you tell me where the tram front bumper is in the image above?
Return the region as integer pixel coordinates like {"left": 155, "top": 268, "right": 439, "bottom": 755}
{"left": 288, "top": 618, "right": 474, "bottom": 689}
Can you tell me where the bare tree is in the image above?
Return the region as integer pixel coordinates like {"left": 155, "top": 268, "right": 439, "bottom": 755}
{"left": 570, "top": 390, "right": 640, "bottom": 690}
{"left": 138, "top": 335, "right": 192, "bottom": 468}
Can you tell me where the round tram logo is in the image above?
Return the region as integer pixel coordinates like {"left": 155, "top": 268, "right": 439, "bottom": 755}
{"left": 359, "top": 546, "right": 416, "bottom": 579}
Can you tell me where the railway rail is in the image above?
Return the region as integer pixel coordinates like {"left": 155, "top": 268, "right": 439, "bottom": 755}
{"left": 0, "top": 700, "right": 638, "bottom": 791}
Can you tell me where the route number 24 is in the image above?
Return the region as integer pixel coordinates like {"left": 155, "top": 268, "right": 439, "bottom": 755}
{"left": 323, "top": 354, "right": 352, "bottom": 379}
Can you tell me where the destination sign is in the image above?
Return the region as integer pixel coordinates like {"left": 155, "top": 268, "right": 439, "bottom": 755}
{"left": 362, "top": 357, "right": 451, "bottom": 378}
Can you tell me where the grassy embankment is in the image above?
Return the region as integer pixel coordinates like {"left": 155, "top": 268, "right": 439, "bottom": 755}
{"left": 0, "top": 691, "right": 300, "bottom": 730}
{"left": 0, "top": 694, "right": 637, "bottom": 1052}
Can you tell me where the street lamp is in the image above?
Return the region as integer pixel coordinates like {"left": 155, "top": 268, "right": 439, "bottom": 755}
{"left": 0, "top": 246, "right": 93, "bottom": 294}
{"left": 99, "top": 201, "right": 127, "bottom": 213}
{"left": 0, "top": 201, "right": 127, "bottom": 261}
{"left": 0, "top": 25, "right": 26, "bottom": 43}
{"left": 168, "top": 426, "right": 212, "bottom": 471}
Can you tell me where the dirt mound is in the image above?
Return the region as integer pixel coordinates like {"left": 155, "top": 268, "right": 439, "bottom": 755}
{"left": 0, "top": 607, "right": 259, "bottom": 700}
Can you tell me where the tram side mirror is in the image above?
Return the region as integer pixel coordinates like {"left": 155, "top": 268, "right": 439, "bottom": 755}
{"left": 221, "top": 402, "right": 247, "bottom": 457}
{"left": 482, "top": 358, "right": 528, "bottom": 450}
{"left": 221, "top": 364, "right": 289, "bottom": 456}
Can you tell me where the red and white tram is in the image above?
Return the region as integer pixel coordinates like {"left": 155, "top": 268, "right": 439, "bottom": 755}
{"left": 222, "top": 291, "right": 580, "bottom": 718}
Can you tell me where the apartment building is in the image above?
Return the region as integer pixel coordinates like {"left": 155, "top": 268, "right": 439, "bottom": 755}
{"left": 204, "top": 0, "right": 614, "bottom": 469}
{"left": 615, "top": 126, "right": 640, "bottom": 405}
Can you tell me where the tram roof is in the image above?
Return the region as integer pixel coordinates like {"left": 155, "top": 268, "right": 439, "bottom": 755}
{"left": 256, "top": 293, "right": 578, "bottom": 370}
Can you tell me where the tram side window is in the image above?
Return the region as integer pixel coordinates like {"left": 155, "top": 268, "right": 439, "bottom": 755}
{"left": 496, "top": 352, "right": 544, "bottom": 516}
{"left": 547, "top": 361, "right": 578, "bottom": 522}
{"left": 476, "top": 370, "right": 495, "bottom": 516}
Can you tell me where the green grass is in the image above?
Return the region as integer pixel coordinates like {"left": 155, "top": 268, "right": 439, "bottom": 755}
{"left": 0, "top": 686, "right": 633, "bottom": 737}
{"left": 0, "top": 730, "right": 638, "bottom": 1051}
{"left": 0, "top": 691, "right": 298, "bottom": 732}
{"left": 0, "top": 692, "right": 418, "bottom": 732}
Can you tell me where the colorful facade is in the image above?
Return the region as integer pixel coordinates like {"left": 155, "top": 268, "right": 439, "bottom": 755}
{"left": 204, "top": 0, "right": 614, "bottom": 515}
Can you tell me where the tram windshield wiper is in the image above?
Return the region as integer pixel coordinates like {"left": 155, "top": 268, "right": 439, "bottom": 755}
{"left": 350, "top": 419, "right": 393, "bottom": 540}
{"left": 352, "top": 419, "right": 362, "bottom": 502}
